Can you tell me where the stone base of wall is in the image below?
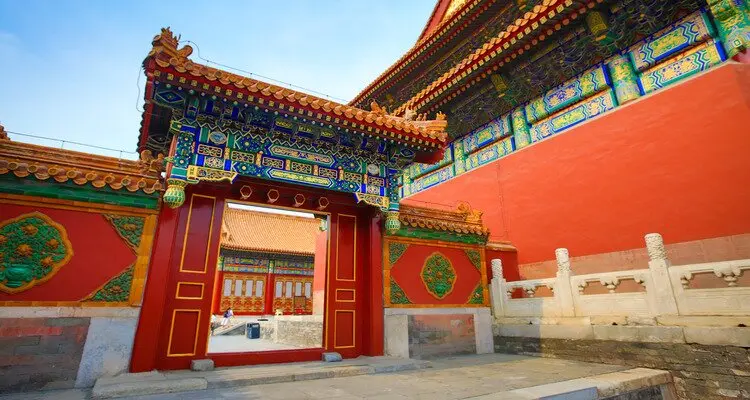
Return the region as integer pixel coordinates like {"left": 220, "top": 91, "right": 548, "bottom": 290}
{"left": 408, "top": 314, "right": 476, "bottom": 359}
{"left": 494, "top": 335, "right": 750, "bottom": 400}
{"left": 0, "top": 317, "right": 89, "bottom": 392}
{"left": 384, "top": 307, "right": 493, "bottom": 359}
{"left": 260, "top": 315, "right": 323, "bottom": 348}
{"left": 0, "top": 307, "right": 140, "bottom": 392}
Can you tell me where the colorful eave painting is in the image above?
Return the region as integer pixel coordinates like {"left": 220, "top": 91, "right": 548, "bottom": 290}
{"left": 355, "top": 0, "right": 592, "bottom": 116}
{"left": 350, "top": 0, "right": 497, "bottom": 106}
{"left": 139, "top": 28, "right": 450, "bottom": 212}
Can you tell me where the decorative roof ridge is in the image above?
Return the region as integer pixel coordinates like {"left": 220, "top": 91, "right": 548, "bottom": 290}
{"left": 399, "top": 201, "right": 488, "bottom": 236}
{"left": 415, "top": 0, "right": 450, "bottom": 42}
{"left": 0, "top": 132, "right": 164, "bottom": 194}
{"left": 393, "top": 0, "right": 572, "bottom": 115}
{"left": 350, "top": 0, "right": 490, "bottom": 106}
{"left": 145, "top": 28, "right": 449, "bottom": 144}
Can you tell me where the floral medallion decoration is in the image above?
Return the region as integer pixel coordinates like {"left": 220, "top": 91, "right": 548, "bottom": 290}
{"left": 0, "top": 212, "right": 73, "bottom": 293}
{"left": 465, "top": 249, "right": 482, "bottom": 270}
{"left": 104, "top": 215, "right": 145, "bottom": 252}
{"left": 87, "top": 265, "right": 133, "bottom": 302}
{"left": 390, "top": 278, "right": 411, "bottom": 304}
{"left": 421, "top": 252, "right": 456, "bottom": 299}
{"left": 468, "top": 283, "right": 485, "bottom": 305}
{"left": 388, "top": 242, "right": 409, "bottom": 266}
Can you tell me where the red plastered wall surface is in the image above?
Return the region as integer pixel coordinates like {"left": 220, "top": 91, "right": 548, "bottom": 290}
{"left": 406, "top": 64, "right": 750, "bottom": 269}
{"left": 0, "top": 204, "right": 136, "bottom": 302}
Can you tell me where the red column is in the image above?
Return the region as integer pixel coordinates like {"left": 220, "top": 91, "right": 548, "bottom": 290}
{"left": 212, "top": 270, "right": 225, "bottom": 315}
{"left": 264, "top": 267, "right": 275, "bottom": 316}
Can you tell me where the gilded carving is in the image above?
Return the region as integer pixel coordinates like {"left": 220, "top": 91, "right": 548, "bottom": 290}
{"left": 0, "top": 212, "right": 73, "bottom": 294}
{"left": 421, "top": 252, "right": 456, "bottom": 300}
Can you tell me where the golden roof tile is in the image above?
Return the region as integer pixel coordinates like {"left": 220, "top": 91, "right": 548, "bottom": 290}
{"left": 350, "top": 0, "right": 490, "bottom": 106}
{"left": 0, "top": 130, "right": 163, "bottom": 194}
{"left": 393, "top": 0, "right": 572, "bottom": 115}
{"left": 399, "top": 201, "right": 488, "bottom": 236}
{"left": 144, "top": 29, "right": 449, "bottom": 146}
{"left": 220, "top": 208, "right": 322, "bottom": 256}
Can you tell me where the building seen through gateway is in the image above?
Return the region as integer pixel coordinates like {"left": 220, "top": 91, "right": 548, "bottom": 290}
{"left": 208, "top": 202, "right": 328, "bottom": 353}
{"left": 0, "top": 0, "right": 749, "bottom": 398}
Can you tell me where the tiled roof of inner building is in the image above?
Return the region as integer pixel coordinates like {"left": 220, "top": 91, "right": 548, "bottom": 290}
{"left": 393, "top": 0, "right": 583, "bottom": 115}
{"left": 143, "top": 28, "right": 448, "bottom": 147}
{"left": 350, "top": 0, "right": 492, "bottom": 106}
{"left": 220, "top": 208, "right": 321, "bottom": 256}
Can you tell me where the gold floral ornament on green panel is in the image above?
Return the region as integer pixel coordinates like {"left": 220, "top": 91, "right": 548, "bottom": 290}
{"left": 87, "top": 265, "right": 134, "bottom": 302}
{"left": 421, "top": 252, "right": 456, "bottom": 299}
{"left": 464, "top": 249, "right": 482, "bottom": 270}
{"left": 390, "top": 277, "right": 411, "bottom": 305}
{"left": 468, "top": 283, "right": 485, "bottom": 305}
{"left": 104, "top": 215, "right": 145, "bottom": 252}
{"left": 388, "top": 242, "right": 409, "bottom": 266}
{"left": 0, "top": 212, "right": 73, "bottom": 294}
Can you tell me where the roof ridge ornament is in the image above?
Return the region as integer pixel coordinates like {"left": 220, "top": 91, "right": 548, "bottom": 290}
{"left": 148, "top": 27, "right": 193, "bottom": 63}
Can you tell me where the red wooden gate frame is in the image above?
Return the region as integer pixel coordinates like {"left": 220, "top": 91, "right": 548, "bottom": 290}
{"left": 130, "top": 178, "right": 383, "bottom": 372}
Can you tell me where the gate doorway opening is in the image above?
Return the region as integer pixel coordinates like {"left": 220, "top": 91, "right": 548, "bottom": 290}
{"left": 208, "top": 201, "right": 328, "bottom": 354}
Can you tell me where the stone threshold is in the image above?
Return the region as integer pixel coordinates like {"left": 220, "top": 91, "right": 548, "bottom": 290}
{"left": 91, "top": 356, "right": 429, "bottom": 399}
{"left": 468, "top": 367, "right": 674, "bottom": 399}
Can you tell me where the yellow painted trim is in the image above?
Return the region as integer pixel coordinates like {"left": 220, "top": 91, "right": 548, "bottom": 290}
{"left": 333, "top": 309, "right": 356, "bottom": 349}
{"left": 178, "top": 194, "right": 216, "bottom": 274}
{"left": 175, "top": 282, "right": 205, "bottom": 300}
{"left": 335, "top": 214, "right": 357, "bottom": 282}
{"left": 335, "top": 288, "right": 356, "bottom": 303}
{"left": 130, "top": 214, "right": 158, "bottom": 306}
{"left": 166, "top": 308, "right": 202, "bottom": 357}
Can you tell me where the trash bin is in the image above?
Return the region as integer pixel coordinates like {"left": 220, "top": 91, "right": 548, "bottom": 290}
{"left": 247, "top": 322, "right": 260, "bottom": 339}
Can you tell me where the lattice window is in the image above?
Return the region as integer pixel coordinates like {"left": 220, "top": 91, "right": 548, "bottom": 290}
{"left": 223, "top": 279, "right": 232, "bottom": 296}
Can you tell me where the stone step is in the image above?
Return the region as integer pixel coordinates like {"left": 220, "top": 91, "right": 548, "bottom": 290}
{"left": 469, "top": 368, "right": 674, "bottom": 399}
{"left": 212, "top": 322, "right": 245, "bottom": 336}
{"left": 91, "top": 356, "right": 429, "bottom": 399}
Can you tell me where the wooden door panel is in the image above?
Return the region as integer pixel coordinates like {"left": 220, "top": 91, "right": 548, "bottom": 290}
{"left": 326, "top": 212, "right": 363, "bottom": 357}
{"left": 157, "top": 193, "right": 222, "bottom": 370}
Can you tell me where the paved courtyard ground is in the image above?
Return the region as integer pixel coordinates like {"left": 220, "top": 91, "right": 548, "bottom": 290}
{"left": 128, "top": 354, "right": 626, "bottom": 399}
{"left": 1, "top": 354, "right": 632, "bottom": 400}
{"left": 208, "top": 335, "right": 303, "bottom": 353}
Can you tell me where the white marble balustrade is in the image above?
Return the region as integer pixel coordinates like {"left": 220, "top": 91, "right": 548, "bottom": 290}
{"left": 490, "top": 233, "right": 750, "bottom": 319}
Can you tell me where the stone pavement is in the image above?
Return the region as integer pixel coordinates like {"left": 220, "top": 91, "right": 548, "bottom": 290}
{"left": 0, "top": 353, "right": 669, "bottom": 400}
{"left": 208, "top": 335, "right": 303, "bottom": 353}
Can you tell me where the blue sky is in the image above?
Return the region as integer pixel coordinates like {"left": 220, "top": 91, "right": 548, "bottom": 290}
{"left": 0, "top": 0, "right": 435, "bottom": 159}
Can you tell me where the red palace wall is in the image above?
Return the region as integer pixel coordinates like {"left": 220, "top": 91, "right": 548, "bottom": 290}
{"left": 384, "top": 237, "right": 489, "bottom": 307}
{"left": 0, "top": 202, "right": 155, "bottom": 305}
{"left": 405, "top": 63, "right": 750, "bottom": 280}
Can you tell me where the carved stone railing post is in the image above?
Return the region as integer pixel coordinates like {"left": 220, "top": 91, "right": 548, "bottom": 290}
{"left": 490, "top": 259, "right": 507, "bottom": 318}
{"left": 554, "top": 248, "right": 576, "bottom": 317}
{"left": 645, "top": 233, "right": 679, "bottom": 316}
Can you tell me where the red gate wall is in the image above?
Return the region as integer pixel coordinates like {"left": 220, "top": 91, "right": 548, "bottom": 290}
{"left": 131, "top": 179, "right": 383, "bottom": 371}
